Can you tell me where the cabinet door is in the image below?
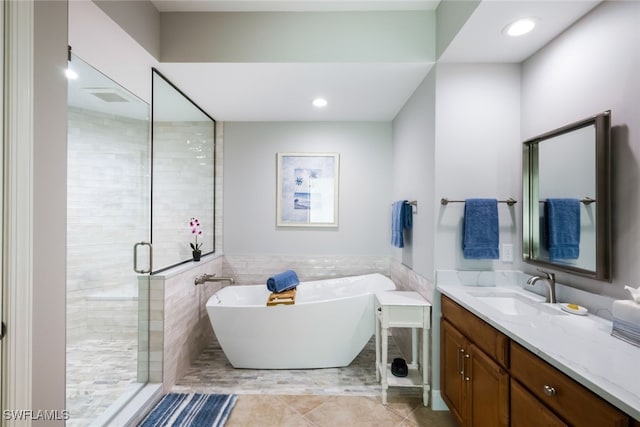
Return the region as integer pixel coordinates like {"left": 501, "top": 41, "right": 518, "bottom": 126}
{"left": 511, "top": 378, "right": 567, "bottom": 427}
{"left": 511, "top": 342, "right": 629, "bottom": 427}
{"left": 441, "top": 319, "right": 466, "bottom": 425}
{"left": 466, "top": 344, "right": 509, "bottom": 427}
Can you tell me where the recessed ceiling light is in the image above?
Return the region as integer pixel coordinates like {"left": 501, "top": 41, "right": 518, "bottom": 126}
{"left": 504, "top": 18, "right": 536, "bottom": 37}
{"left": 312, "top": 97, "right": 328, "bottom": 108}
{"left": 65, "top": 68, "right": 78, "bottom": 80}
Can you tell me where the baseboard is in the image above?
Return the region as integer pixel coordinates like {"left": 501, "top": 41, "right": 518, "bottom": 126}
{"left": 431, "top": 390, "right": 450, "bottom": 411}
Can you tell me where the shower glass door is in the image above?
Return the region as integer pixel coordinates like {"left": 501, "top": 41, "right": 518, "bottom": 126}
{"left": 66, "top": 53, "right": 151, "bottom": 426}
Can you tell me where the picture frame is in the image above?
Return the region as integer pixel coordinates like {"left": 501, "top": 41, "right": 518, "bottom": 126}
{"left": 276, "top": 152, "right": 340, "bottom": 227}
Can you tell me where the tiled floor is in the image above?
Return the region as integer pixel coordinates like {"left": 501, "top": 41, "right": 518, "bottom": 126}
{"left": 66, "top": 338, "right": 140, "bottom": 426}
{"left": 173, "top": 336, "right": 395, "bottom": 396}
{"left": 173, "top": 337, "right": 458, "bottom": 426}
{"left": 226, "top": 394, "right": 458, "bottom": 427}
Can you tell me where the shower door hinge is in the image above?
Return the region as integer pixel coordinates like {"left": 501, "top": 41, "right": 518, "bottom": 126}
{"left": 0, "top": 321, "right": 6, "bottom": 341}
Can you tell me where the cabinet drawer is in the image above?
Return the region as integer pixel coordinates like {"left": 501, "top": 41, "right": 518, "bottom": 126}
{"left": 510, "top": 342, "right": 629, "bottom": 427}
{"left": 378, "top": 304, "right": 424, "bottom": 327}
{"left": 441, "top": 295, "right": 509, "bottom": 368}
{"left": 511, "top": 378, "right": 567, "bottom": 427}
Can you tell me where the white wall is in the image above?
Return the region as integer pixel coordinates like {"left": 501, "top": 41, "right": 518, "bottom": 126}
{"left": 223, "top": 122, "right": 392, "bottom": 256}
{"left": 93, "top": 0, "right": 160, "bottom": 59}
{"left": 434, "top": 63, "right": 522, "bottom": 272}
{"left": 521, "top": 0, "right": 640, "bottom": 299}
{"left": 435, "top": 0, "right": 480, "bottom": 59}
{"left": 69, "top": 0, "right": 158, "bottom": 104}
{"left": 33, "top": 0, "right": 67, "bottom": 420}
{"left": 389, "top": 63, "right": 521, "bottom": 408}
{"left": 391, "top": 63, "right": 521, "bottom": 282}
{"left": 160, "top": 11, "right": 434, "bottom": 63}
{"left": 391, "top": 69, "right": 437, "bottom": 281}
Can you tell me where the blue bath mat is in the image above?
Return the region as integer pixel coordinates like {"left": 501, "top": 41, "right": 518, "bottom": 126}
{"left": 138, "top": 393, "right": 237, "bottom": 427}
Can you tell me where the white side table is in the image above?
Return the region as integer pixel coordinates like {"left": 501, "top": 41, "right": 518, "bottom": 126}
{"left": 375, "top": 291, "right": 431, "bottom": 406}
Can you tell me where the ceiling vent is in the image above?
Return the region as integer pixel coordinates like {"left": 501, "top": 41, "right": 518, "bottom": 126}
{"left": 83, "top": 87, "right": 131, "bottom": 103}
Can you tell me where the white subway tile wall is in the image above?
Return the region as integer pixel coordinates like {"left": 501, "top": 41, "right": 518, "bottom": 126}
{"left": 67, "top": 106, "right": 150, "bottom": 343}
{"left": 221, "top": 254, "right": 390, "bottom": 285}
{"left": 152, "top": 120, "right": 215, "bottom": 269}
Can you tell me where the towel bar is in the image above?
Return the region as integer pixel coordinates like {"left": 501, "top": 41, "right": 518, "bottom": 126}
{"left": 391, "top": 200, "right": 417, "bottom": 206}
{"left": 391, "top": 200, "right": 418, "bottom": 213}
{"left": 539, "top": 197, "right": 596, "bottom": 205}
{"left": 441, "top": 197, "right": 517, "bottom": 206}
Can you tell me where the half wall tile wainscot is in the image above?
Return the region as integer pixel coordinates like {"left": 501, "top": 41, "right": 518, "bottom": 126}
{"left": 390, "top": 259, "right": 436, "bottom": 300}
{"left": 222, "top": 254, "right": 390, "bottom": 285}
{"left": 147, "top": 255, "right": 224, "bottom": 389}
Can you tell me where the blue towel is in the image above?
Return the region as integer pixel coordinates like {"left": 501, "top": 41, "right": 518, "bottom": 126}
{"left": 266, "top": 270, "right": 300, "bottom": 293}
{"left": 463, "top": 199, "right": 499, "bottom": 259}
{"left": 545, "top": 198, "right": 580, "bottom": 260}
{"left": 391, "top": 201, "right": 413, "bottom": 248}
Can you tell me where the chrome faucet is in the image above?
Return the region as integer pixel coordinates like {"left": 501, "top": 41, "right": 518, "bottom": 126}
{"left": 194, "top": 273, "right": 235, "bottom": 286}
{"left": 526, "top": 270, "right": 557, "bottom": 303}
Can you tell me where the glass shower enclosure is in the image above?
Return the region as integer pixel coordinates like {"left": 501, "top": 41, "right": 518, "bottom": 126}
{"left": 66, "top": 54, "right": 151, "bottom": 426}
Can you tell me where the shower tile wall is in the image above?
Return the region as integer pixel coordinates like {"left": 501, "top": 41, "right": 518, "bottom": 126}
{"left": 152, "top": 120, "right": 215, "bottom": 269}
{"left": 67, "top": 106, "right": 150, "bottom": 343}
{"left": 214, "top": 122, "right": 224, "bottom": 254}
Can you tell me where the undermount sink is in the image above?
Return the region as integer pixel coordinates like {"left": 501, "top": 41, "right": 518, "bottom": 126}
{"left": 467, "top": 290, "right": 565, "bottom": 316}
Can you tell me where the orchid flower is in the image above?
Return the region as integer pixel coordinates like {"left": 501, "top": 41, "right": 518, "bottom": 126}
{"left": 190, "top": 217, "right": 203, "bottom": 251}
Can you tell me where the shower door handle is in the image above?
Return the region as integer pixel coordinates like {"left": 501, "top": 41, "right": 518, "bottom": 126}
{"left": 133, "top": 241, "right": 152, "bottom": 274}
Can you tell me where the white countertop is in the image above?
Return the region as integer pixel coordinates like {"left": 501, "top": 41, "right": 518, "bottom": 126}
{"left": 437, "top": 283, "right": 640, "bottom": 420}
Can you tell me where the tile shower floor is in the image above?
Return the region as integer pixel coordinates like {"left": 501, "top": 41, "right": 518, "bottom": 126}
{"left": 66, "top": 338, "right": 139, "bottom": 427}
{"left": 173, "top": 337, "right": 458, "bottom": 426}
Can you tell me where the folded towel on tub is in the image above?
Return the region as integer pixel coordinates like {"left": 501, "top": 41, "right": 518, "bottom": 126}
{"left": 545, "top": 198, "right": 580, "bottom": 260}
{"left": 266, "top": 270, "right": 300, "bottom": 293}
{"left": 463, "top": 199, "right": 499, "bottom": 259}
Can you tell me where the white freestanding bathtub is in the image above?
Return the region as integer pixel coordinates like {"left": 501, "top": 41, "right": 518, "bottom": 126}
{"left": 206, "top": 273, "right": 396, "bottom": 369}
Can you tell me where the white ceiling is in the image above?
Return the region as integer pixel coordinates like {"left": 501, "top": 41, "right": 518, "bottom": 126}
{"left": 76, "top": 0, "right": 603, "bottom": 122}
{"left": 156, "top": 62, "right": 434, "bottom": 122}
{"left": 439, "top": 0, "right": 601, "bottom": 63}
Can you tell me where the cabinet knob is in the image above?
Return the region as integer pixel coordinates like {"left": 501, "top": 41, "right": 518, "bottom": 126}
{"left": 377, "top": 307, "right": 382, "bottom": 312}
{"left": 543, "top": 385, "right": 557, "bottom": 397}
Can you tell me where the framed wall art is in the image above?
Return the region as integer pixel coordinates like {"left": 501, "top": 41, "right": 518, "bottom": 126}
{"left": 276, "top": 152, "right": 339, "bottom": 227}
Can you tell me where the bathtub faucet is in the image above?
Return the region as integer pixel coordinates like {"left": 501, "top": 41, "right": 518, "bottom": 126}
{"left": 194, "top": 273, "right": 235, "bottom": 286}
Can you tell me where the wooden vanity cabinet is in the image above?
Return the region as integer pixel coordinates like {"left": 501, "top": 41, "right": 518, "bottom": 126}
{"left": 441, "top": 295, "right": 634, "bottom": 427}
{"left": 441, "top": 297, "right": 509, "bottom": 427}
{"left": 510, "top": 341, "right": 629, "bottom": 427}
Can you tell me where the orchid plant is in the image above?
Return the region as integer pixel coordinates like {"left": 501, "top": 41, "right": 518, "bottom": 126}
{"left": 189, "top": 217, "right": 203, "bottom": 252}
